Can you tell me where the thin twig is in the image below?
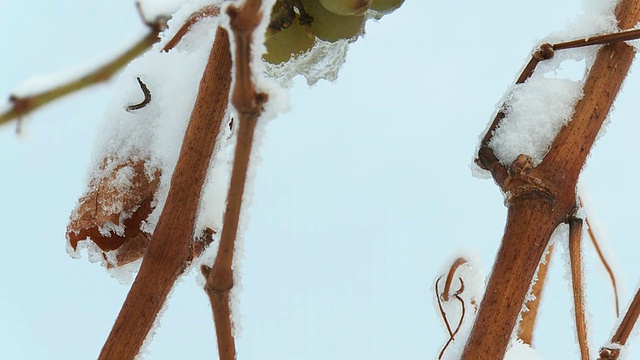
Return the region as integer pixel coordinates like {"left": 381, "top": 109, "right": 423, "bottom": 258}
{"left": 585, "top": 220, "right": 620, "bottom": 316}
{"left": 580, "top": 202, "right": 621, "bottom": 317}
{"left": 598, "top": 288, "right": 640, "bottom": 360}
{"left": 1, "top": 22, "right": 165, "bottom": 127}
{"left": 554, "top": 28, "right": 640, "bottom": 50}
{"left": 569, "top": 217, "right": 590, "bottom": 360}
{"left": 436, "top": 277, "right": 455, "bottom": 340}
{"left": 201, "top": 1, "right": 267, "bottom": 360}
{"left": 437, "top": 277, "right": 467, "bottom": 360}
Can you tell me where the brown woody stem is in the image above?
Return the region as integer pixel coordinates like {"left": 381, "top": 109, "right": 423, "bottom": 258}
{"left": 462, "top": 193, "right": 564, "bottom": 359}
{"left": 464, "top": 1, "right": 640, "bottom": 358}
{"left": 569, "top": 217, "right": 589, "bottom": 360}
{"left": 201, "top": 1, "right": 266, "bottom": 360}
{"left": 98, "top": 27, "right": 232, "bottom": 359}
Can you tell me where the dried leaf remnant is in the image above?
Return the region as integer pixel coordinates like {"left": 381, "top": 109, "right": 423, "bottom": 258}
{"left": 67, "top": 157, "right": 160, "bottom": 267}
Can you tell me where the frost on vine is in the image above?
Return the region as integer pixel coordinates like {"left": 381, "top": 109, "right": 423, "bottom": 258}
{"left": 65, "top": 1, "right": 230, "bottom": 281}
{"left": 261, "top": 0, "right": 404, "bottom": 85}
{"left": 64, "top": 0, "right": 406, "bottom": 281}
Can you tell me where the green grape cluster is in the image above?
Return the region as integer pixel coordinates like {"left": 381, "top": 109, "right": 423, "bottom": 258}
{"left": 263, "top": 0, "right": 404, "bottom": 64}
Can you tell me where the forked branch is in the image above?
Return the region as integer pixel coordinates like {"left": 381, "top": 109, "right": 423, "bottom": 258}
{"left": 463, "top": 1, "right": 640, "bottom": 358}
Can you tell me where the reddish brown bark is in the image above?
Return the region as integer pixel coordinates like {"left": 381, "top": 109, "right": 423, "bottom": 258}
{"left": 463, "top": 192, "right": 565, "bottom": 359}
{"left": 569, "top": 218, "right": 589, "bottom": 360}
{"left": 200, "top": 2, "right": 267, "bottom": 360}
{"left": 464, "top": 1, "right": 640, "bottom": 358}
{"left": 599, "top": 288, "right": 640, "bottom": 359}
{"left": 518, "top": 244, "right": 553, "bottom": 345}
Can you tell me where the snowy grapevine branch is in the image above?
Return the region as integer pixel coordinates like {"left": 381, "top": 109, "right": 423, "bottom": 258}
{"left": 200, "top": 1, "right": 268, "bottom": 359}
{"left": 466, "top": 0, "right": 640, "bottom": 358}
{"left": 97, "top": 22, "right": 233, "bottom": 360}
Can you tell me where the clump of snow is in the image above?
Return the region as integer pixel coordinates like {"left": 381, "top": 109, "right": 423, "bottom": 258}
{"left": 480, "top": 0, "right": 621, "bottom": 168}
{"left": 71, "top": 0, "right": 232, "bottom": 282}
{"left": 550, "top": 0, "right": 618, "bottom": 42}
{"left": 489, "top": 75, "right": 583, "bottom": 166}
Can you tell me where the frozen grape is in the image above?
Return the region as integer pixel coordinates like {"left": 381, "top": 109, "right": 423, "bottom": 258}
{"left": 300, "top": 0, "right": 365, "bottom": 42}
{"left": 318, "top": 0, "right": 371, "bottom": 16}
{"left": 371, "top": 0, "right": 404, "bottom": 12}
{"left": 263, "top": 18, "right": 315, "bottom": 64}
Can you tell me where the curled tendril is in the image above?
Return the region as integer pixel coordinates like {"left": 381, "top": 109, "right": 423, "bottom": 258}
{"left": 436, "top": 276, "right": 466, "bottom": 359}
{"left": 126, "top": 77, "right": 151, "bottom": 112}
{"left": 442, "top": 258, "right": 468, "bottom": 301}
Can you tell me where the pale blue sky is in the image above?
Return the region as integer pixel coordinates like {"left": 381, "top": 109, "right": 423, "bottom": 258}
{"left": 2, "top": 1, "right": 640, "bottom": 359}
